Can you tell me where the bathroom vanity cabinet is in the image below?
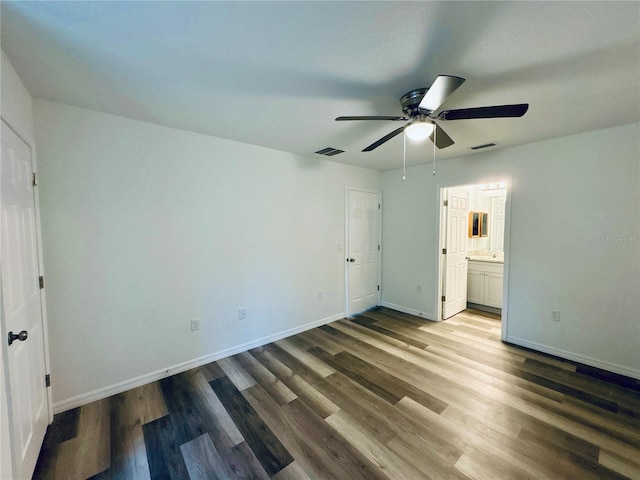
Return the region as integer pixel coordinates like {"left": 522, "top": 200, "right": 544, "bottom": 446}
{"left": 467, "top": 260, "right": 503, "bottom": 308}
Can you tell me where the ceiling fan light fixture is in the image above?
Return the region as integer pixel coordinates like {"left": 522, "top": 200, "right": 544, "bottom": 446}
{"left": 405, "top": 121, "right": 434, "bottom": 141}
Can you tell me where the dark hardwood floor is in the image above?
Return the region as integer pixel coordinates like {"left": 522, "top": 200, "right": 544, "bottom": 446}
{"left": 34, "top": 307, "right": 640, "bottom": 479}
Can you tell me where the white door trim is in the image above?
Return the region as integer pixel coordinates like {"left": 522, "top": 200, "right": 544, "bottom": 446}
{"left": 344, "top": 187, "right": 382, "bottom": 317}
{"left": 436, "top": 177, "right": 512, "bottom": 342}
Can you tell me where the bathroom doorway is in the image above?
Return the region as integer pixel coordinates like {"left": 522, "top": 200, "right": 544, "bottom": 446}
{"left": 437, "top": 181, "right": 510, "bottom": 335}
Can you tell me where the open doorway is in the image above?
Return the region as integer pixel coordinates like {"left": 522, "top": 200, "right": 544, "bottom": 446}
{"left": 437, "top": 181, "right": 509, "bottom": 328}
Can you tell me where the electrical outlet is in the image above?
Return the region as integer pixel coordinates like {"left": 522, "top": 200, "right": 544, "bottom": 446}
{"left": 318, "top": 291, "right": 324, "bottom": 301}
{"left": 190, "top": 318, "right": 200, "bottom": 331}
{"left": 239, "top": 309, "right": 247, "bottom": 320}
{"left": 551, "top": 310, "right": 560, "bottom": 322}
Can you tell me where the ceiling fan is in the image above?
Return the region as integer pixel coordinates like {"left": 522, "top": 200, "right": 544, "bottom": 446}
{"left": 336, "top": 75, "right": 528, "bottom": 152}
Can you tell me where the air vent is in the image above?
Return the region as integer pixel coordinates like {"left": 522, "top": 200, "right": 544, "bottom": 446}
{"left": 315, "top": 147, "right": 344, "bottom": 156}
{"left": 470, "top": 142, "right": 496, "bottom": 150}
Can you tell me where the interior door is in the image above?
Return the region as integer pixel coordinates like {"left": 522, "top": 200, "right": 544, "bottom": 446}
{"left": 347, "top": 190, "right": 380, "bottom": 315}
{"left": 1, "top": 121, "right": 49, "bottom": 480}
{"left": 443, "top": 187, "right": 469, "bottom": 319}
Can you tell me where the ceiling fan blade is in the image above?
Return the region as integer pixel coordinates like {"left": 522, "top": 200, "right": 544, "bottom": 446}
{"left": 336, "top": 116, "right": 408, "bottom": 121}
{"left": 362, "top": 126, "right": 406, "bottom": 152}
{"left": 430, "top": 124, "right": 455, "bottom": 149}
{"left": 418, "top": 75, "right": 466, "bottom": 112}
{"left": 438, "top": 103, "right": 529, "bottom": 120}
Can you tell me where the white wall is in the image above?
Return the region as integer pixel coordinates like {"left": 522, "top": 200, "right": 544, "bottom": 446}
{"left": 382, "top": 123, "right": 640, "bottom": 378}
{"left": 1, "top": 48, "right": 38, "bottom": 480}
{"left": 34, "top": 100, "right": 380, "bottom": 410}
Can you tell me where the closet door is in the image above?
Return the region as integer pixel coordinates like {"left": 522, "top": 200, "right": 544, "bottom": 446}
{"left": 1, "top": 120, "right": 49, "bottom": 480}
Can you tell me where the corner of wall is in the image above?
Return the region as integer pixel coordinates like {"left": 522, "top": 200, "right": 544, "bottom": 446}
{"left": 1, "top": 49, "right": 35, "bottom": 144}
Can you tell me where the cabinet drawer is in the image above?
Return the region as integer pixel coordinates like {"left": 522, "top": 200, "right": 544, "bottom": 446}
{"left": 468, "top": 260, "right": 504, "bottom": 275}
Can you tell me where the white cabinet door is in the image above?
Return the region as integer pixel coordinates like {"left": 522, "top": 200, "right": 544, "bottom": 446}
{"left": 1, "top": 121, "right": 49, "bottom": 480}
{"left": 466, "top": 270, "right": 485, "bottom": 304}
{"left": 484, "top": 271, "right": 504, "bottom": 308}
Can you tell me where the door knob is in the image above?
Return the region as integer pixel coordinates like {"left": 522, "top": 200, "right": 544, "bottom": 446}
{"left": 347, "top": 258, "right": 355, "bottom": 263}
{"left": 8, "top": 330, "right": 28, "bottom": 346}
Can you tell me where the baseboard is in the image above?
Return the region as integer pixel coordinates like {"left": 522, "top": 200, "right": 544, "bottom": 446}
{"left": 466, "top": 302, "right": 501, "bottom": 316}
{"left": 53, "top": 312, "right": 346, "bottom": 414}
{"left": 506, "top": 335, "right": 640, "bottom": 380}
{"left": 380, "top": 301, "right": 436, "bottom": 322}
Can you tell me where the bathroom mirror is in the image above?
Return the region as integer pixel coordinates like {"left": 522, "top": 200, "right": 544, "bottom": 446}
{"left": 480, "top": 212, "right": 489, "bottom": 237}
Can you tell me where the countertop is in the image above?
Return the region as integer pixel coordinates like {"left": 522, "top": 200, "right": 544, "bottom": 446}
{"left": 468, "top": 256, "right": 504, "bottom": 264}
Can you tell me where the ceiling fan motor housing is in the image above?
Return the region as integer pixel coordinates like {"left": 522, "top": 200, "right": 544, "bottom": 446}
{"left": 401, "top": 88, "right": 431, "bottom": 116}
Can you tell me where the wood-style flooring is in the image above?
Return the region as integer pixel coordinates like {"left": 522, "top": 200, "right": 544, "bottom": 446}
{"left": 34, "top": 307, "right": 640, "bottom": 479}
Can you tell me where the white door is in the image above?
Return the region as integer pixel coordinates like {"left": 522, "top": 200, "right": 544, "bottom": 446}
{"left": 490, "top": 197, "right": 506, "bottom": 251}
{"left": 1, "top": 121, "right": 49, "bottom": 480}
{"left": 347, "top": 190, "right": 380, "bottom": 315}
{"left": 443, "top": 187, "right": 469, "bottom": 319}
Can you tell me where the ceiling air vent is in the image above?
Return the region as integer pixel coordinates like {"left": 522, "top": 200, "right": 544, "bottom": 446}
{"left": 315, "top": 147, "right": 344, "bottom": 156}
{"left": 470, "top": 142, "right": 496, "bottom": 150}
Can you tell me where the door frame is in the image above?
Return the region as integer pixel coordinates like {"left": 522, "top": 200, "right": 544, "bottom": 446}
{"left": 344, "top": 187, "right": 382, "bottom": 317}
{"left": 0, "top": 117, "right": 53, "bottom": 477}
{"left": 436, "top": 177, "right": 512, "bottom": 342}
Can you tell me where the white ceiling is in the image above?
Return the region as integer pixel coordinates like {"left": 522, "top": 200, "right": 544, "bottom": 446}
{"left": 2, "top": 1, "right": 639, "bottom": 171}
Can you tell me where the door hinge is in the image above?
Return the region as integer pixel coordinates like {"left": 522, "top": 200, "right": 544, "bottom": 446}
{"left": 39, "top": 276, "right": 45, "bottom": 289}
{"left": 378, "top": 244, "right": 380, "bottom": 251}
{"left": 441, "top": 295, "right": 446, "bottom": 302}
{"left": 378, "top": 203, "right": 381, "bottom": 210}
{"left": 377, "top": 285, "right": 380, "bottom": 291}
{"left": 443, "top": 200, "right": 448, "bottom": 207}
{"left": 32, "top": 172, "right": 38, "bottom": 187}
{"left": 45, "top": 374, "right": 51, "bottom": 387}
{"left": 442, "top": 248, "right": 447, "bottom": 254}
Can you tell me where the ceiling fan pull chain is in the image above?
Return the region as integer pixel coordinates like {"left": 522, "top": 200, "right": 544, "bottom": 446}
{"left": 403, "top": 131, "right": 407, "bottom": 181}
{"left": 433, "top": 126, "right": 437, "bottom": 176}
